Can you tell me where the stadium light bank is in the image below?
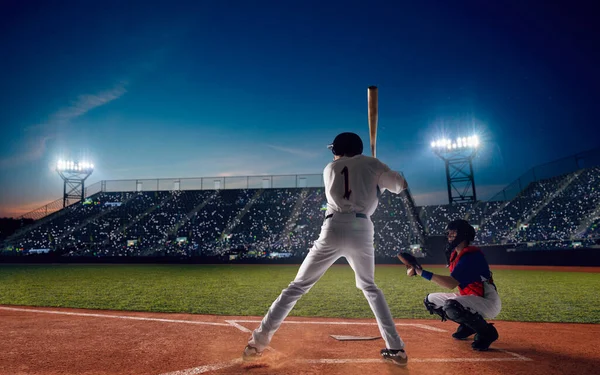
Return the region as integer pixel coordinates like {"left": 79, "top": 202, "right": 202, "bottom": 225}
{"left": 430, "top": 135, "right": 480, "bottom": 204}
{"left": 55, "top": 160, "right": 95, "bottom": 208}
{"left": 430, "top": 135, "right": 480, "bottom": 150}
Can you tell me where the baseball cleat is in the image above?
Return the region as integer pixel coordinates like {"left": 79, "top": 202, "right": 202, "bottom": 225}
{"left": 380, "top": 348, "right": 408, "bottom": 366}
{"left": 242, "top": 345, "right": 263, "bottom": 361}
{"left": 452, "top": 324, "right": 476, "bottom": 340}
{"left": 472, "top": 323, "right": 499, "bottom": 351}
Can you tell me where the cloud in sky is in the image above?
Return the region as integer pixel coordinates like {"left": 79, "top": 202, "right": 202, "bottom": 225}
{"left": 100, "top": 150, "right": 298, "bottom": 181}
{"left": 0, "top": 135, "right": 54, "bottom": 169}
{"left": 50, "top": 82, "right": 128, "bottom": 124}
{"left": 1, "top": 82, "right": 128, "bottom": 170}
{"left": 266, "top": 144, "right": 320, "bottom": 159}
{"left": 212, "top": 155, "right": 294, "bottom": 177}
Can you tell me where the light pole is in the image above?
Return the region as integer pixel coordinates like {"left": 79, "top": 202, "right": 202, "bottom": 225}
{"left": 431, "top": 136, "right": 480, "bottom": 204}
{"left": 56, "top": 160, "right": 94, "bottom": 208}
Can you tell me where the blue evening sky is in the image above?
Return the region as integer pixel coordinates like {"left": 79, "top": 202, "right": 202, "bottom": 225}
{"left": 1, "top": 0, "right": 598, "bottom": 217}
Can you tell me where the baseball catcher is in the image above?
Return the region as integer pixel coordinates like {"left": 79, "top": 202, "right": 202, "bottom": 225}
{"left": 403, "top": 219, "right": 501, "bottom": 351}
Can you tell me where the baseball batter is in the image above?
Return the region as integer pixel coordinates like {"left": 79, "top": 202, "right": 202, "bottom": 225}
{"left": 243, "top": 132, "right": 409, "bottom": 366}
{"left": 409, "top": 219, "right": 501, "bottom": 351}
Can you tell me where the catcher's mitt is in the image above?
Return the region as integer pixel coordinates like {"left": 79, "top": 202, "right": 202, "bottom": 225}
{"left": 397, "top": 252, "right": 423, "bottom": 271}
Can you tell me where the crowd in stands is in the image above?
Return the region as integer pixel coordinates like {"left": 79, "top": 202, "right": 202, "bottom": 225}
{"left": 584, "top": 218, "right": 600, "bottom": 238}
{"left": 226, "top": 189, "right": 301, "bottom": 253}
{"left": 517, "top": 167, "right": 600, "bottom": 243}
{"left": 477, "top": 173, "right": 572, "bottom": 244}
{"left": 372, "top": 193, "right": 418, "bottom": 257}
{"left": 4, "top": 166, "right": 600, "bottom": 258}
{"left": 284, "top": 188, "right": 326, "bottom": 256}
{"left": 7, "top": 192, "right": 124, "bottom": 252}
{"left": 420, "top": 203, "right": 474, "bottom": 235}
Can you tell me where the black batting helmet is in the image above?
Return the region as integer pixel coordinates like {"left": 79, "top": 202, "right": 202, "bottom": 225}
{"left": 327, "top": 132, "right": 363, "bottom": 156}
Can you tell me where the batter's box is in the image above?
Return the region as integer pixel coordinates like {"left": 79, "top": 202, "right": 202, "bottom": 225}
{"left": 158, "top": 349, "right": 532, "bottom": 374}
{"left": 225, "top": 319, "right": 532, "bottom": 364}
{"left": 227, "top": 319, "right": 448, "bottom": 333}
{"left": 297, "top": 349, "right": 532, "bottom": 363}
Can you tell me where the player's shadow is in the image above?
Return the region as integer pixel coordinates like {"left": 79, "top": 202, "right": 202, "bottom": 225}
{"left": 451, "top": 342, "right": 600, "bottom": 375}
{"left": 503, "top": 347, "right": 600, "bottom": 373}
{"left": 236, "top": 343, "right": 600, "bottom": 374}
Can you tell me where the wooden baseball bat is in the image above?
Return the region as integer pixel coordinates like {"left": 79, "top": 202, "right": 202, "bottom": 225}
{"left": 367, "top": 85, "right": 427, "bottom": 250}
{"left": 368, "top": 86, "right": 378, "bottom": 158}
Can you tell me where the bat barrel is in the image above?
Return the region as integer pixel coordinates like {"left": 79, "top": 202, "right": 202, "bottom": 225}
{"left": 368, "top": 86, "right": 378, "bottom": 158}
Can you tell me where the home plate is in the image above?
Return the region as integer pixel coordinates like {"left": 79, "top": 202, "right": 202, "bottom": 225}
{"left": 330, "top": 335, "right": 381, "bottom": 341}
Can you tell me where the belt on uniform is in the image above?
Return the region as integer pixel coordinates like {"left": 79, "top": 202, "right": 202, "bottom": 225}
{"left": 325, "top": 213, "right": 368, "bottom": 220}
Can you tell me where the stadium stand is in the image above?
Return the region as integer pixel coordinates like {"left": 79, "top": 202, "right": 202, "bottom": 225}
{"left": 517, "top": 167, "right": 600, "bottom": 242}
{"left": 476, "top": 173, "right": 572, "bottom": 244}
{"left": 3, "top": 163, "right": 600, "bottom": 258}
{"left": 585, "top": 218, "right": 600, "bottom": 237}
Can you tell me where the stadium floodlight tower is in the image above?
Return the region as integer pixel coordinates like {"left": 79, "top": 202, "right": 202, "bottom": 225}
{"left": 56, "top": 160, "right": 94, "bottom": 208}
{"left": 431, "top": 136, "right": 480, "bottom": 204}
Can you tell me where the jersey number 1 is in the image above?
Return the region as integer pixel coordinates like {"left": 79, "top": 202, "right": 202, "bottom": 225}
{"left": 341, "top": 166, "right": 351, "bottom": 199}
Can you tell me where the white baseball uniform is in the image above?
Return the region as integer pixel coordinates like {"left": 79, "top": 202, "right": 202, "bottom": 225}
{"left": 248, "top": 154, "right": 407, "bottom": 351}
{"left": 426, "top": 281, "right": 501, "bottom": 319}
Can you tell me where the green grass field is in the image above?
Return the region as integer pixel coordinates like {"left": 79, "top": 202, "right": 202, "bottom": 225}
{"left": 1, "top": 264, "right": 599, "bottom": 323}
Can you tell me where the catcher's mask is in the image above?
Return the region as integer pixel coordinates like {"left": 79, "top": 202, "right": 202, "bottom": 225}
{"left": 327, "top": 132, "right": 363, "bottom": 156}
{"left": 445, "top": 219, "right": 476, "bottom": 264}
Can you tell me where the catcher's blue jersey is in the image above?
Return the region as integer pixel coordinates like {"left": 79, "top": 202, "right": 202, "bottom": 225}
{"left": 450, "top": 246, "right": 492, "bottom": 296}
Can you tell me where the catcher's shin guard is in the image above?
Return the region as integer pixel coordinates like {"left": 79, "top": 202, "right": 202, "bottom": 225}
{"left": 443, "top": 300, "right": 488, "bottom": 331}
{"left": 452, "top": 324, "right": 476, "bottom": 340}
{"left": 443, "top": 300, "right": 498, "bottom": 350}
{"left": 424, "top": 295, "right": 447, "bottom": 322}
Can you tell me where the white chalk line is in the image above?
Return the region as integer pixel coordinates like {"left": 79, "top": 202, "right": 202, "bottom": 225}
{"left": 302, "top": 356, "right": 532, "bottom": 363}
{"left": 230, "top": 319, "right": 447, "bottom": 332}
{"left": 159, "top": 352, "right": 532, "bottom": 375}
{"left": 159, "top": 358, "right": 242, "bottom": 375}
{"left": 224, "top": 320, "right": 252, "bottom": 333}
{"left": 0, "top": 306, "right": 446, "bottom": 332}
{"left": 0, "top": 306, "right": 231, "bottom": 327}
{"left": 497, "top": 349, "right": 533, "bottom": 361}
{"left": 402, "top": 323, "right": 447, "bottom": 332}
{"left": 223, "top": 320, "right": 280, "bottom": 355}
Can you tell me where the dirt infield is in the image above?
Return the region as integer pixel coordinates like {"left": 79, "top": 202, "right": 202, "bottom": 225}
{"left": 1, "top": 305, "right": 599, "bottom": 375}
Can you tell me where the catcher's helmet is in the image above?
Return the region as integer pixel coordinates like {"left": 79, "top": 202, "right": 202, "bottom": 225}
{"left": 327, "top": 132, "right": 363, "bottom": 156}
{"left": 446, "top": 219, "right": 476, "bottom": 248}
{"left": 444, "top": 219, "right": 476, "bottom": 265}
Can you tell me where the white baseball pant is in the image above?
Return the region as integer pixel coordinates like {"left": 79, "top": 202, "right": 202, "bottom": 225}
{"left": 248, "top": 213, "right": 404, "bottom": 351}
{"left": 426, "top": 281, "right": 501, "bottom": 319}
